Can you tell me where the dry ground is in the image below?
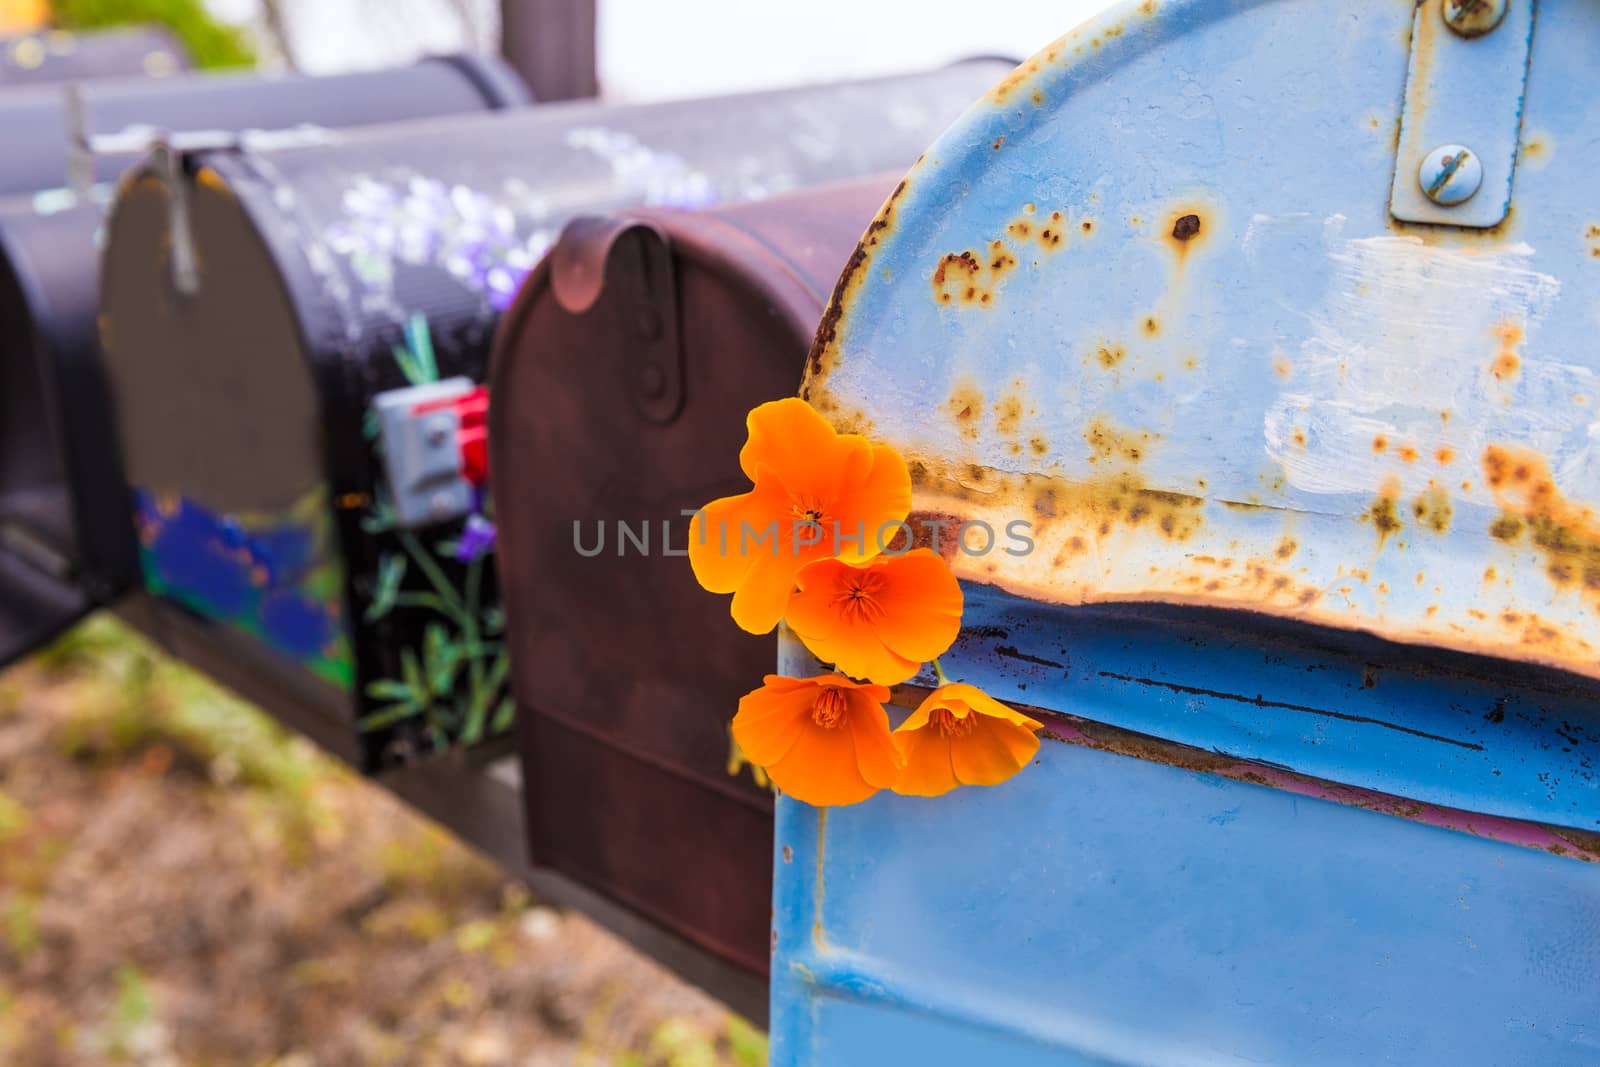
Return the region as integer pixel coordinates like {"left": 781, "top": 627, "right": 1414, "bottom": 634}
{"left": 0, "top": 617, "right": 763, "bottom": 1067}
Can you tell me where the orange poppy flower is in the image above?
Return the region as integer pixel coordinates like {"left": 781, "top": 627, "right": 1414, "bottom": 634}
{"left": 689, "top": 398, "right": 912, "bottom": 635}
{"left": 786, "top": 550, "right": 964, "bottom": 685}
{"left": 892, "top": 683, "right": 1043, "bottom": 797}
{"left": 732, "top": 674, "right": 901, "bottom": 807}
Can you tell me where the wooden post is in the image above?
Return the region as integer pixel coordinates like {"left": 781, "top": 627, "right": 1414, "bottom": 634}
{"left": 501, "top": 0, "right": 598, "bottom": 102}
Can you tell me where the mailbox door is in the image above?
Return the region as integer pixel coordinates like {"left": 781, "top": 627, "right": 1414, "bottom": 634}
{"left": 99, "top": 62, "right": 1008, "bottom": 770}
{"left": 491, "top": 177, "right": 898, "bottom": 976}
{"left": 774, "top": 0, "right": 1600, "bottom": 1062}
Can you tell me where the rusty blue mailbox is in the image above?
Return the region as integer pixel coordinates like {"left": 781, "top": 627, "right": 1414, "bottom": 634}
{"left": 773, "top": 0, "right": 1600, "bottom": 1062}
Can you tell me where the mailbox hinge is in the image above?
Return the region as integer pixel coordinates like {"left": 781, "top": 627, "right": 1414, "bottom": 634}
{"left": 1389, "top": 0, "right": 1537, "bottom": 229}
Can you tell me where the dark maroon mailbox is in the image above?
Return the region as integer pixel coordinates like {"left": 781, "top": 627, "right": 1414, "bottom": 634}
{"left": 489, "top": 174, "right": 900, "bottom": 977}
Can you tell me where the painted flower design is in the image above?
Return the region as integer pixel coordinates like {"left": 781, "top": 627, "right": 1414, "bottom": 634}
{"left": 786, "top": 550, "right": 963, "bottom": 686}
{"left": 732, "top": 674, "right": 901, "bottom": 807}
{"left": 892, "top": 684, "right": 1043, "bottom": 798}
{"left": 689, "top": 398, "right": 911, "bottom": 635}
{"left": 454, "top": 513, "right": 497, "bottom": 563}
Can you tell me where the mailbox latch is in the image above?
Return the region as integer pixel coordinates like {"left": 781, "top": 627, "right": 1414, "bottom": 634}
{"left": 1389, "top": 0, "right": 1537, "bottom": 229}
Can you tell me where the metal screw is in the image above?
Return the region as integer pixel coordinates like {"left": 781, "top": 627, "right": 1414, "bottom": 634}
{"left": 1419, "top": 145, "right": 1483, "bottom": 206}
{"left": 1442, "top": 0, "right": 1508, "bottom": 37}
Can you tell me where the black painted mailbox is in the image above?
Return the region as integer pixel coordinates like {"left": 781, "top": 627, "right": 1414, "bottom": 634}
{"left": 0, "top": 57, "right": 530, "bottom": 672}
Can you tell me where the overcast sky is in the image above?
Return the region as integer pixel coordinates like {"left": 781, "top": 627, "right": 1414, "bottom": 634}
{"left": 598, "top": 0, "right": 1118, "bottom": 101}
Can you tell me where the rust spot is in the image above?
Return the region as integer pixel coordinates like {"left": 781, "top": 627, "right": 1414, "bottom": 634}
{"left": 1436, "top": 447, "right": 1456, "bottom": 465}
{"left": 1489, "top": 513, "right": 1523, "bottom": 541}
{"left": 1291, "top": 428, "right": 1308, "bottom": 448}
{"left": 1007, "top": 219, "right": 1032, "bottom": 239}
{"left": 1029, "top": 435, "right": 1049, "bottom": 457}
{"left": 1364, "top": 495, "right": 1402, "bottom": 547}
{"left": 1031, "top": 88, "right": 1044, "bottom": 106}
{"left": 1372, "top": 434, "right": 1389, "bottom": 454}
{"left": 1080, "top": 219, "right": 1095, "bottom": 235}
{"left": 1094, "top": 343, "right": 1128, "bottom": 370}
{"left": 1398, "top": 445, "right": 1419, "bottom": 464}
{"left": 1483, "top": 444, "right": 1600, "bottom": 599}
{"left": 1490, "top": 322, "right": 1523, "bottom": 382}
{"left": 1170, "top": 214, "right": 1202, "bottom": 242}
{"left": 932, "top": 242, "right": 1018, "bottom": 308}
{"left": 994, "top": 393, "right": 1025, "bottom": 436}
{"left": 1412, "top": 486, "right": 1453, "bottom": 534}
{"left": 905, "top": 510, "right": 965, "bottom": 562}
{"left": 1142, "top": 316, "right": 1160, "bottom": 337}
{"left": 1272, "top": 355, "right": 1292, "bottom": 380}
{"left": 947, "top": 380, "right": 985, "bottom": 440}
{"left": 1275, "top": 538, "right": 1298, "bottom": 560}
{"left": 988, "top": 57, "right": 1044, "bottom": 103}
{"left": 1084, "top": 416, "right": 1152, "bottom": 464}
{"left": 992, "top": 135, "right": 1006, "bottom": 150}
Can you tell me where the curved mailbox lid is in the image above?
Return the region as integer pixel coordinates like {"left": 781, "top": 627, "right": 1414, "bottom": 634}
{"left": 809, "top": 1, "right": 1600, "bottom": 687}
{"left": 0, "top": 53, "right": 528, "bottom": 197}
{"left": 803, "top": 0, "right": 1600, "bottom": 831}
{"left": 0, "top": 27, "right": 190, "bottom": 89}
{"left": 490, "top": 175, "right": 901, "bottom": 976}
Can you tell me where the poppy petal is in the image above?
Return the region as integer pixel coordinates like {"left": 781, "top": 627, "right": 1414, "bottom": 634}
{"left": 951, "top": 714, "right": 1041, "bottom": 787}
{"left": 688, "top": 480, "right": 786, "bottom": 594}
{"left": 892, "top": 727, "right": 959, "bottom": 797}
{"left": 729, "top": 548, "right": 811, "bottom": 635}
{"left": 732, "top": 682, "right": 817, "bottom": 767}
{"left": 786, "top": 561, "right": 923, "bottom": 685}
{"left": 944, "top": 683, "right": 1045, "bottom": 731}
{"left": 767, "top": 714, "right": 877, "bottom": 807}
{"left": 832, "top": 443, "right": 913, "bottom": 563}
{"left": 871, "top": 550, "right": 965, "bottom": 664}
{"left": 739, "top": 397, "right": 847, "bottom": 487}
{"left": 844, "top": 688, "right": 902, "bottom": 788}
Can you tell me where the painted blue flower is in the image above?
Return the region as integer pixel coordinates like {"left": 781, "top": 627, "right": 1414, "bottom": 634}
{"left": 137, "top": 493, "right": 258, "bottom": 618}
{"left": 260, "top": 590, "right": 338, "bottom": 659}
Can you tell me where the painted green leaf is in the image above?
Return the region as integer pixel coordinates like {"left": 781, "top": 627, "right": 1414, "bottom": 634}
{"left": 364, "top": 679, "right": 414, "bottom": 703}
{"left": 365, "top": 554, "right": 407, "bottom": 622}
{"left": 359, "top": 702, "right": 422, "bottom": 732}
{"left": 490, "top": 697, "right": 516, "bottom": 734}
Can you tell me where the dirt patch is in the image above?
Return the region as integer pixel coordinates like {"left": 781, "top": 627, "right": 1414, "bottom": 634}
{"left": 0, "top": 620, "right": 762, "bottom": 1067}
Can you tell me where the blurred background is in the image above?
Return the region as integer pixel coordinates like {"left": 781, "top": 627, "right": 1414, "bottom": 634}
{"left": 2, "top": 0, "right": 1109, "bottom": 98}
{"left": 0, "top": 1, "right": 1113, "bottom": 1064}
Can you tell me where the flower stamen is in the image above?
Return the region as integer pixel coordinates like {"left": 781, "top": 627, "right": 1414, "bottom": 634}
{"left": 811, "top": 688, "right": 849, "bottom": 729}
{"left": 929, "top": 706, "right": 975, "bottom": 739}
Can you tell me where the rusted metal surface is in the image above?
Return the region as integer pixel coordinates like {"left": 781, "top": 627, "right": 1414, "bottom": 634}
{"left": 489, "top": 175, "right": 901, "bottom": 978}
{"left": 803, "top": 0, "right": 1600, "bottom": 683}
